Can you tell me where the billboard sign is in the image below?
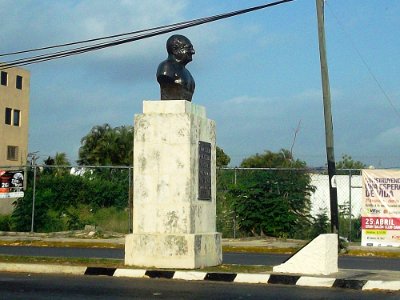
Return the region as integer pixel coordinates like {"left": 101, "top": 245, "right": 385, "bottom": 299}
{"left": 0, "top": 170, "right": 24, "bottom": 198}
{"left": 361, "top": 169, "right": 400, "bottom": 247}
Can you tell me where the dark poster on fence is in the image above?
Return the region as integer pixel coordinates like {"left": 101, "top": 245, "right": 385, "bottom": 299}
{"left": 0, "top": 170, "right": 24, "bottom": 198}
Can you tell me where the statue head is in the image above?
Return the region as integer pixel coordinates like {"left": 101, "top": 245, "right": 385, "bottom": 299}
{"left": 156, "top": 35, "right": 195, "bottom": 101}
{"left": 166, "top": 35, "right": 195, "bottom": 65}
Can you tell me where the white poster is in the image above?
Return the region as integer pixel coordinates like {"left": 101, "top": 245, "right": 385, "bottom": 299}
{"left": 0, "top": 170, "right": 24, "bottom": 199}
{"left": 361, "top": 169, "right": 400, "bottom": 247}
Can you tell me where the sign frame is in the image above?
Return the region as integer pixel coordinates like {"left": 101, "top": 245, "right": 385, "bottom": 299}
{"left": 198, "top": 141, "right": 211, "bottom": 201}
{"left": 361, "top": 169, "right": 400, "bottom": 247}
{"left": 0, "top": 170, "right": 24, "bottom": 199}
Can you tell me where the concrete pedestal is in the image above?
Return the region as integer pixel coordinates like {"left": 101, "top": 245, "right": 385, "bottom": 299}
{"left": 273, "top": 234, "right": 338, "bottom": 275}
{"left": 125, "top": 100, "right": 222, "bottom": 269}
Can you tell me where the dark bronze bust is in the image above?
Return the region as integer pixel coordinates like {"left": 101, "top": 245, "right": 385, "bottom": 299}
{"left": 156, "top": 35, "right": 195, "bottom": 101}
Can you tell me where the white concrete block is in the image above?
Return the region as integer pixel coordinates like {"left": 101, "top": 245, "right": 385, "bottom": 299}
{"left": 143, "top": 100, "right": 205, "bottom": 117}
{"left": 296, "top": 276, "right": 336, "bottom": 287}
{"left": 0, "top": 263, "right": 86, "bottom": 275}
{"left": 113, "top": 269, "right": 146, "bottom": 278}
{"left": 273, "top": 234, "right": 338, "bottom": 275}
{"left": 173, "top": 271, "right": 207, "bottom": 281}
{"left": 362, "top": 280, "right": 400, "bottom": 291}
{"left": 234, "top": 273, "right": 270, "bottom": 284}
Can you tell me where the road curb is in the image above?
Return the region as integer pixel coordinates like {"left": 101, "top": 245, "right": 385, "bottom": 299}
{"left": 91, "top": 267, "right": 400, "bottom": 291}
{"left": 0, "top": 262, "right": 86, "bottom": 275}
{"left": 1, "top": 263, "right": 399, "bottom": 292}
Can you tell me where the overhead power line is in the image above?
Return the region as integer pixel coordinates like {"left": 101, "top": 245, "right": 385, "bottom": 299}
{"left": 0, "top": 19, "right": 198, "bottom": 59}
{"left": 325, "top": 2, "right": 400, "bottom": 122}
{"left": 0, "top": 0, "right": 294, "bottom": 70}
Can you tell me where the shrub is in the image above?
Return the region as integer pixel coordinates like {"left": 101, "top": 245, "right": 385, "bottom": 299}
{"left": 11, "top": 170, "right": 129, "bottom": 232}
{"left": 92, "top": 207, "right": 129, "bottom": 233}
{"left": 229, "top": 169, "right": 314, "bottom": 238}
{"left": 0, "top": 215, "right": 12, "bottom": 231}
{"left": 309, "top": 209, "right": 330, "bottom": 239}
{"left": 65, "top": 205, "right": 95, "bottom": 231}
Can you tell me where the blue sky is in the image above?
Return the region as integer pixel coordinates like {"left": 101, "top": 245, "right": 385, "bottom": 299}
{"left": 1, "top": 0, "right": 399, "bottom": 167}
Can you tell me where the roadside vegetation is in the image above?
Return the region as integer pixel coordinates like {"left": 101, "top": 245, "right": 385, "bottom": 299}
{"left": 0, "top": 124, "right": 362, "bottom": 242}
{"left": 217, "top": 150, "right": 363, "bottom": 241}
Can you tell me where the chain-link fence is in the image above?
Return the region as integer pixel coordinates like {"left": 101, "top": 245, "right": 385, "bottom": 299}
{"left": 0, "top": 165, "right": 132, "bottom": 234}
{"left": 216, "top": 168, "right": 363, "bottom": 241}
{"left": 0, "top": 165, "right": 364, "bottom": 241}
{"left": 309, "top": 170, "right": 362, "bottom": 242}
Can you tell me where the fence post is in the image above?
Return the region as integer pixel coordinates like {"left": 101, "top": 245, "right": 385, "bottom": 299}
{"left": 348, "top": 169, "right": 352, "bottom": 242}
{"left": 233, "top": 212, "right": 236, "bottom": 239}
{"left": 233, "top": 168, "right": 237, "bottom": 238}
{"left": 128, "top": 166, "right": 133, "bottom": 233}
{"left": 30, "top": 164, "right": 37, "bottom": 233}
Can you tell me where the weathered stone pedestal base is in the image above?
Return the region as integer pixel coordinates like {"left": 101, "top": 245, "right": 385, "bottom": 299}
{"left": 125, "top": 232, "right": 221, "bottom": 269}
{"left": 124, "top": 100, "right": 222, "bottom": 269}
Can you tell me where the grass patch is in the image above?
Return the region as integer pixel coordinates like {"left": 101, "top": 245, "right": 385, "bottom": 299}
{"left": 0, "top": 241, "right": 297, "bottom": 254}
{"left": 1, "top": 239, "right": 400, "bottom": 259}
{"left": 0, "top": 240, "right": 124, "bottom": 249}
{"left": 223, "top": 245, "right": 298, "bottom": 254}
{"left": 92, "top": 208, "right": 129, "bottom": 234}
{"left": 0, "top": 255, "right": 124, "bottom": 268}
{"left": 200, "top": 264, "right": 272, "bottom": 273}
{"left": 345, "top": 249, "right": 400, "bottom": 258}
{"left": 0, "top": 255, "right": 272, "bottom": 273}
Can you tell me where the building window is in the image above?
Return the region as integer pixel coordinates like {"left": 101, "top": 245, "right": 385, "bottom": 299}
{"left": 13, "top": 109, "right": 20, "bottom": 126}
{"left": 1, "top": 71, "right": 7, "bottom": 86}
{"left": 7, "top": 146, "right": 18, "bottom": 161}
{"left": 5, "top": 108, "right": 21, "bottom": 126}
{"left": 16, "top": 75, "right": 23, "bottom": 90}
{"left": 5, "top": 108, "right": 12, "bottom": 125}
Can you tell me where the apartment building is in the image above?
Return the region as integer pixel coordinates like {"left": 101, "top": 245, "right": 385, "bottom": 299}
{"left": 0, "top": 66, "right": 30, "bottom": 167}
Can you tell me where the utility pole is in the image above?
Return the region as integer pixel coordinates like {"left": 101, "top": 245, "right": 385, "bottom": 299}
{"left": 316, "top": 0, "right": 339, "bottom": 235}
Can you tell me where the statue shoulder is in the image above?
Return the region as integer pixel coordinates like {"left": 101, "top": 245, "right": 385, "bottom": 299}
{"left": 156, "top": 60, "right": 178, "bottom": 78}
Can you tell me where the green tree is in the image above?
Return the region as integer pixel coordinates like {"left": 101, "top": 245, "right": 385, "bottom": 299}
{"left": 44, "top": 152, "right": 70, "bottom": 166}
{"left": 336, "top": 154, "right": 366, "bottom": 169}
{"left": 216, "top": 146, "right": 231, "bottom": 167}
{"left": 77, "top": 124, "right": 133, "bottom": 166}
{"left": 241, "top": 149, "right": 305, "bottom": 168}
{"left": 228, "top": 149, "right": 314, "bottom": 238}
{"left": 43, "top": 156, "right": 55, "bottom": 166}
{"left": 54, "top": 152, "right": 70, "bottom": 166}
{"left": 43, "top": 152, "right": 70, "bottom": 176}
{"left": 310, "top": 209, "right": 330, "bottom": 238}
{"left": 11, "top": 170, "right": 129, "bottom": 232}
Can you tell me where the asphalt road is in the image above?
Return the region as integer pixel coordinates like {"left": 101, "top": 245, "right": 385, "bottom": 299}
{"left": 0, "top": 246, "right": 400, "bottom": 271}
{"left": 0, "top": 272, "right": 398, "bottom": 300}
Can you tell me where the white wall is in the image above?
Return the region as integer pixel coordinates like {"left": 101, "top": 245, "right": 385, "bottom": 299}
{"left": 310, "top": 174, "right": 362, "bottom": 218}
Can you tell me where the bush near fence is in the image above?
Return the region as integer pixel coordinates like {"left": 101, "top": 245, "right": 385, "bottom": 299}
{"left": 217, "top": 168, "right": 315, "bottom": 239}
{"left": 0, "top": 165, "right": 132, "bottom": 233}
{"left": 216, "top": 168, "right": 363, "bottom": 241}
{"left": 0, "top": 165, "right": 362, "bottom": 241}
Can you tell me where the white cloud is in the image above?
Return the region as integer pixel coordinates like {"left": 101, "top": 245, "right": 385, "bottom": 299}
{"left": 376, "top": 127, "right": 400, "bottom": 147}
{"left": 1, "top": 0, "right": 398, "bottom": 169}
{"left": 1, "top": 0, "right": 190, "bottom": 68}
{"left": 223, "top": 95, "right": 269, "bottom": 105}
{"left": 292, "top": 88, "right": 321, "bottom": 102}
